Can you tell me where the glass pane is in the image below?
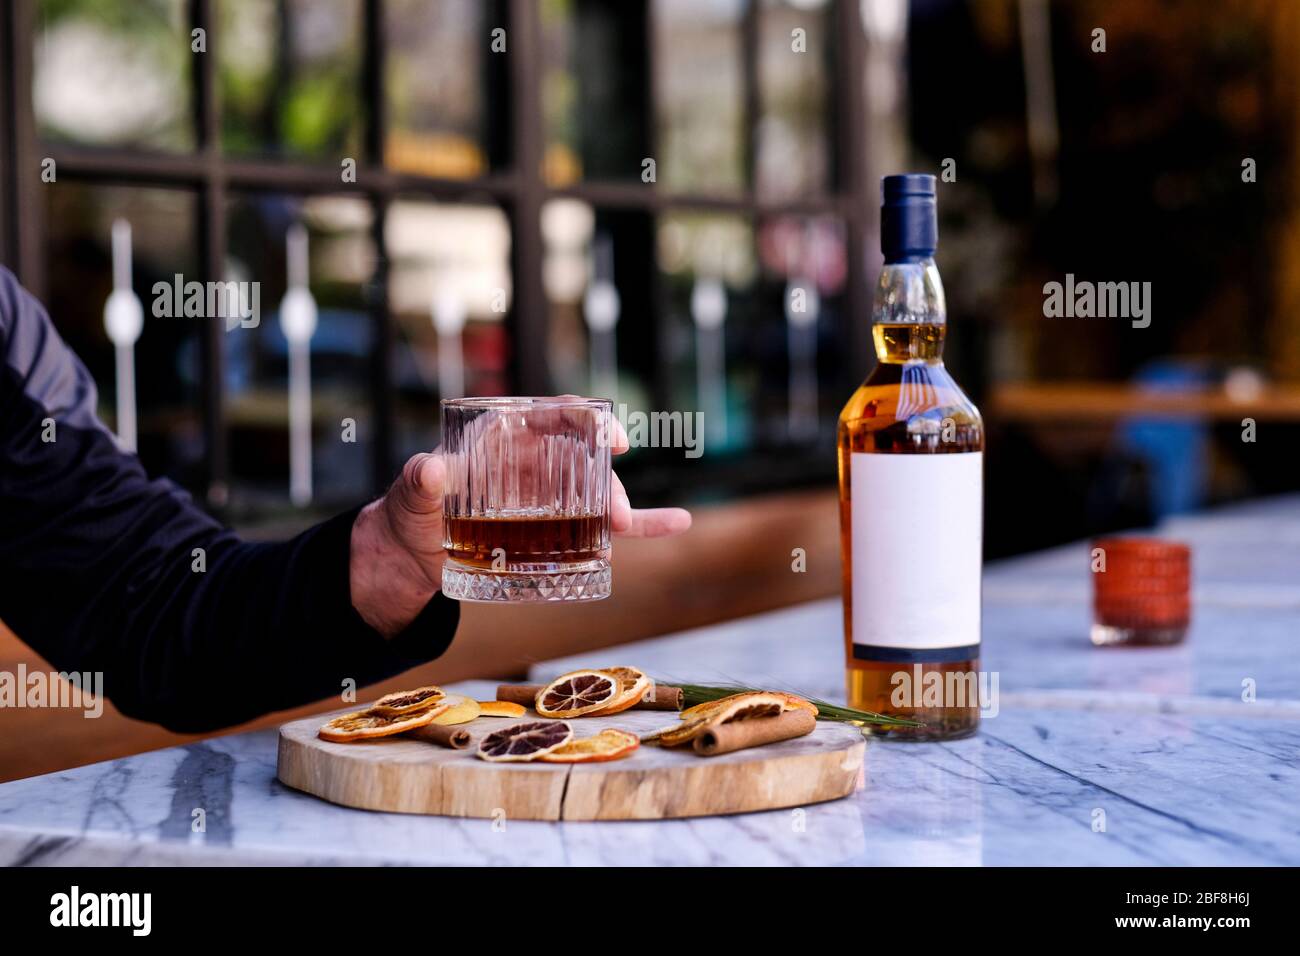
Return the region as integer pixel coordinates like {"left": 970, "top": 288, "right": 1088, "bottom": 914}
{"left": 541, "top": 0, "right": 651, "bottom": 187}
{"left": 657, "top": 211, "right": 756, "bottom": 455}
{"left": 543, "top": 200, "right": 658, "bottom": 408}
{"left": 385, "top": 198, "right": 512, "bottom": 465}
{"left": 219, "top": 0, "right": 364, "bottom": 159}
{"left": 653, "top": 0, "right": 746, "bottom": 193}
{"left": 224, "top": 194, "right": 376, "bottom": 513}
{"left": 753, "top": 213, "right": 846, "bottom": 445}
{"left": 756, "top": 0, "right": 835, "bottom": 199}
{"left": 544, "top": 198, "right": 596, "bottom": 391}
{"left": 43, "top": 184, "right": 203, "bottom": 484}
{"left": 34, "top": 0, "right": 194, "bottom": 151}
{"left": 385, "top": 0, "right": 509, "bottom": 178}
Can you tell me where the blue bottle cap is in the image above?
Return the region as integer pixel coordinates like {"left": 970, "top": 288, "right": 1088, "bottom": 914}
{"left": 881, "top": 173, "right": 937, "bottom": 263}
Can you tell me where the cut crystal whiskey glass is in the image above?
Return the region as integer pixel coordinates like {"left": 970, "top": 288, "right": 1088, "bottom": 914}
{"left": 440, "top": 397, "right": 613, "bottom": 603}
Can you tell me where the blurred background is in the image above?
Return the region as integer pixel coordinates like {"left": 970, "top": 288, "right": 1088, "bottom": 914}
{"left": 4, "top": 0, "right": 1300, "bottom": 776}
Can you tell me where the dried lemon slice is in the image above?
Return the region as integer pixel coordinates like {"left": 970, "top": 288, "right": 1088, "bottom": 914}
{"left": 588, "top": 666, "right": 652, "bottom": 717}
{"left": 318, "top": 702, "right": 448, "bottom": 742}
{"left": 477, "top": 701, "right": 527, "bottom": 718}
{"left": 679, "top": 691, "right": 817, "bottom": 721}
{"left": 657, "top": 692, "right": 788, "bottom": 747}
{"left": 540, "top": 728, "right": 640, "bottom": 763}
{"left": 369, "top": 685, "right": 445, "bottom": 716}
{"left": 477, "top": 721, "right": 573, "bottom": 762}
{"left": 431, "top": 695, "right": 481, "bottom": 726}
{"left": 534, "top": 670, "right": 620, "bottom": 718}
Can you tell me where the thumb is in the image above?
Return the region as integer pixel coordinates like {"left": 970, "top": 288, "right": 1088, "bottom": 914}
{"left": 391, "top": 452, "right": 445, "bottom": 518}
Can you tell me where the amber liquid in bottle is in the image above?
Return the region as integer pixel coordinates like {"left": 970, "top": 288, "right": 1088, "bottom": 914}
{"left": 838, "top": 321, "right": 984, "bottom": 740}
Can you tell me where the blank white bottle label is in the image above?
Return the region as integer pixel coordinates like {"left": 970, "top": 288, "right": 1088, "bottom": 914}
{"left": 849, "top": 451, "right": 982, "bottom": 660}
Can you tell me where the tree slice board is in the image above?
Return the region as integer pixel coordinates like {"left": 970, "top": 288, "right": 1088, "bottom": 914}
{"left": 277, "top": 680, "right": 866, "bottom": 821}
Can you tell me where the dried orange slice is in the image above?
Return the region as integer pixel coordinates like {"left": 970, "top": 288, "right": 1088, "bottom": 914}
{"left": 656, "top": 692, "right": 788, "bottom": 747}
{"left": 477, "top": 700, "right": 527, "bottom": 718}
{"left": 431, "top": 695, "right": 481, "bottom": 726}
{"left": 540, "top": 728, "right": 640, "bottom": 763}
{"left": 318, "top": 702, "right": 448, "bottom": 742}
{"left": 639, "top": 724, "right": 676, "bottom": 743}
{"left": 534, "top": 670, "right": 620, "bottom": 718}
{"left": 680, "top": 691, "right": 817, "bottom": 721}
{"left": 477, "top": 721, "right": 573, "bottom": 762}
{"left": 588, "top": 666, "right": 652, "bottom": 716}
{"left": 369, "top": 685, "right": 445, "bottom": 716}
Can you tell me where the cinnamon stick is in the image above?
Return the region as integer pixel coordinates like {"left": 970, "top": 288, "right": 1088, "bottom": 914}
{"left": 494, "top": 682, "right": 684, "bottom": 712}
{"left": 493, "top": 684, "right": 542, "bottom": 707}
{"left": 405, "top": 723, "right": 472, "bottom": 749}
{"left": 692, "top": 708, "right": 816, "bottom": 756}
{"left": 639, "top": 684, "right": 685, "bottom": 711}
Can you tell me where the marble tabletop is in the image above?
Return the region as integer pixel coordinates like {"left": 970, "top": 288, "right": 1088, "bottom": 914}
{"left": 3, "top": 497, "right": 1299, "bottom": 866}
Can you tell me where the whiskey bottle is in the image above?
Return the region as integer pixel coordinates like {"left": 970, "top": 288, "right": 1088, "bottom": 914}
{"left": 838, "top": 174, "right": 984, "bottom": 740}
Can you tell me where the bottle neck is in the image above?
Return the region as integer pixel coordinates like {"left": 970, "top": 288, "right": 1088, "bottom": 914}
{"left": 872, "top": 257, "right": 947, "bottom": 364}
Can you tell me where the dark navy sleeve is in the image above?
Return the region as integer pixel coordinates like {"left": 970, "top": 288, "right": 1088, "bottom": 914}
{"left": 0, "top": 267, "right": 458, "bottom": 732}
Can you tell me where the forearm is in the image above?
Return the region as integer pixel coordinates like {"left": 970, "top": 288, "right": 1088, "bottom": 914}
{"left": 121, "top": 508, "right": 459, "bottom": 732}
{"left": 0, "top": 401, "right": 459, "bottom": 731}
{"left": 3, "top": 488, "right": 459, "bottom": 733}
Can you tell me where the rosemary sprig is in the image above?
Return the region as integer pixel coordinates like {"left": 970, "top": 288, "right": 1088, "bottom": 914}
{"left": 673, "top": 682, "right": 923, "bottom": 729}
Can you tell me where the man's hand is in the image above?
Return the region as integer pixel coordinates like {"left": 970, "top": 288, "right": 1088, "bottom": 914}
{"left": 350, "top": 446, "right": 692, "bottom": 637}
{"left": 349, "top": 453, "right": 450, "bottom": 637}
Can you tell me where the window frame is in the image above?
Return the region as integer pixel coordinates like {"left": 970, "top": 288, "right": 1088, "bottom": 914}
{"left": 0, "top": 0, "right": 874, "bottom": 508}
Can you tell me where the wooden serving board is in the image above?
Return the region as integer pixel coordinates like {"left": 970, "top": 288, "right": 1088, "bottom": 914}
{"left": 277, "top": 681, "right": 866, "bottom": 821}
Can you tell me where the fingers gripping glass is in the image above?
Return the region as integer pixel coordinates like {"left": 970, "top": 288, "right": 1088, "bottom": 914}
{"left": 441, "top": 397, "right": 613, "bottom": 602}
